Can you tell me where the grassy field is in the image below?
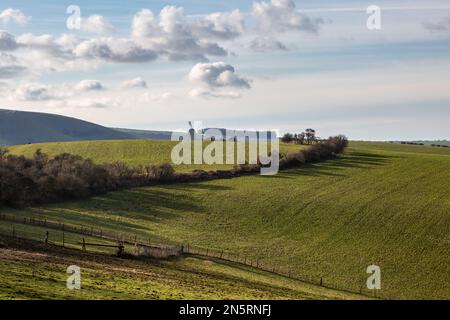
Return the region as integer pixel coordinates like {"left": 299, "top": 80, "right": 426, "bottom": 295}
{"left": 1, "top": 141, "right": 449, "bottom": 299}
{"left": 0, "top": 236, "right": 361, "bottom": 300}
{"left": 8, "top": 139, "right": 304, "bottom": 172}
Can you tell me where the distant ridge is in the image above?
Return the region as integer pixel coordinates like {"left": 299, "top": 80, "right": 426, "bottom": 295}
{"left": 113, "top": 128, "right": 173, "bottom": 140}
{"left": 0, "top": 109, "right": 136, "bottom": 146}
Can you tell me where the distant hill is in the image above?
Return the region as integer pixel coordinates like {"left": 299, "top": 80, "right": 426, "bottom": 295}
{"left": 390, "top": 140, "right": 450, "bottom": 148}
{"left": 411, "top": 140, "right": 450, "bottom": 147}
{"left": 0, "top": 109, "right": 138, "bottom": 146}
{"left": 113, "top": 128, "right": 173, "bottom": 140}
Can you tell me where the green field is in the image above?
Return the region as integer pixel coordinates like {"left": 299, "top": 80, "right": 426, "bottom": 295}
{"left": 1, "top": 141, "right": 449, "bottom": 299}
{"left": 8, "top": 139, "right": 304, "bottom": 172}
{"left": 0, "top": 235, "right": 361, "bottom": 300}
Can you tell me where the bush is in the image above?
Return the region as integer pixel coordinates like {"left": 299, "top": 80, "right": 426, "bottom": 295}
{"left": 0, "top": 136, "right": 348, "bottom": 207}
{"left": 280, "top": 135, "right": 348, "bottom": 169}
{"left": 0, "top": 147, "right": 174, "bottom": 207}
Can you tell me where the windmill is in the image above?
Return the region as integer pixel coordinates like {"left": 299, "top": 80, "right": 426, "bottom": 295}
{"left": 188, "top": 121, "right": 195, "bottom": 140}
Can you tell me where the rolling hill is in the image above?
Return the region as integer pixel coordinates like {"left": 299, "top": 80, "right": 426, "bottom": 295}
{"left": 0, "top": 109, "right": 137, "bottom": 146}
{"left": 0, "top": 235, "right": 362, "bottom": 300}
{"left": 8, "top": 139, "right": 305, "bottom": 171}
{"left": 2, "top": 141, "right": 449, "bottom": 299}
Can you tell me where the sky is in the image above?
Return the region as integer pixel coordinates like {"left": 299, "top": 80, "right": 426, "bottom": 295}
{"left": 0, "top": 0, "right": 449, "bottom": 140}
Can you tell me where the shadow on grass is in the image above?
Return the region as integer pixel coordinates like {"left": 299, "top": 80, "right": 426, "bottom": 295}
{"left": 25, "top": 149, "right": 396, "bottom": 238}
{"left": 262, "top": 150, "right": 396, "bottom": 179}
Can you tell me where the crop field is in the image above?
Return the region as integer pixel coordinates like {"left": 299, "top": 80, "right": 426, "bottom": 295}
{"left": 8, "top": 139, "right": 304, "bottom": 172}
{"left": 1, "top": 141, "right": 449, "bottom": 299}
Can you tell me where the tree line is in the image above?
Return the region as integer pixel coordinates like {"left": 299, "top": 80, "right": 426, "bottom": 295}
{"left": 281, "top": 128, "right": 318, "bottom": 144}
{"left": 0, "top": 135, "right": 348, "bottom": 208}
{"left": 0, "top": 148, "right": 175, "bottom": 208}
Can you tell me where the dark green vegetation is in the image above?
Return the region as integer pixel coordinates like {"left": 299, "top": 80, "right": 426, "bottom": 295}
{"left": 1, "top": 141, "right": 449, "bottom": 299}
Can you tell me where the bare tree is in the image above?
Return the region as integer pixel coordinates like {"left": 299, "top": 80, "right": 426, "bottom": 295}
{"left": 297, "top": 132, "right": 305, "bottom": 145}
{"left": 281, "top": 133, "right": 294, "bottom": 143}
{"left": 305, "top": 128, "right": 316, "bottom": 144}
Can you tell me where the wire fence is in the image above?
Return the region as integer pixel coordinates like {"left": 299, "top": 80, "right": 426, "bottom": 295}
{"left": 0, "top": 213, "right": 389, "bottom": 299}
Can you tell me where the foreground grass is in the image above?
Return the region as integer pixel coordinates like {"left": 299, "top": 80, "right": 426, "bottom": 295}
{"left": 0, "top": 237, "right": 361, "bottom": 300}
{"left": 2, "top": 141, "right": 449, "bottom": 299}
{"left": 8, "top": 139, "right": 304, "bottom": 172}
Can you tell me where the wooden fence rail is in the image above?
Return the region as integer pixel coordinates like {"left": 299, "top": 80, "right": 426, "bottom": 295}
{"left": 0, "top": 213, "right": 389, "bottom": 299}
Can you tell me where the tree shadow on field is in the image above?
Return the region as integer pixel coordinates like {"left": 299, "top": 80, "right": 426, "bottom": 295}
{"left": 159, "top": 182, "right": 233, "bottom": 192}
{"left": 40, "top": 150, "right": 397, "bottom": 236}
{"left": 267, "top": 150, "right": 397, "bottom": 179}
{"left": 42, "top": 187, "right": 209, "bottom": 235}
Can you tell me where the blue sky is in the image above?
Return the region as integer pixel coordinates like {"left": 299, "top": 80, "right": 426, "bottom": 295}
{"left": 1, "top": 0, "right": 450, "bottom": 140}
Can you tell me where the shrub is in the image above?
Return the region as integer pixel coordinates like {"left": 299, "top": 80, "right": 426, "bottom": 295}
{"left": 0, "top": 136, "right": 348, "bottom": 207}
{"left": 0, "top": 148, "right": 175, "bottom": 207}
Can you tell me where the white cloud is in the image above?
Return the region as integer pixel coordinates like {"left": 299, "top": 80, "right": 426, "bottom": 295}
{"left": 189, "top": 62, "right": 251, "bottom": 89}
{"left": 0, "top": 52, "right": 26, "bottom": 78}
{"left": 250, "top": 36, "right": 287, "bottom": 52}
{"left": 193, "top": 9, "right": 245, "bottom": 39}
{"left": 140, "top": 91, "right": 173, "bottom": 102}
{"left": 0, "top": 8, "right": 30, "bottom": 26}
{"left": 423, "top": 16, "right": 450, "bottom": 32}
{"left": 131, "top": 9, "right": 158, "bottom": 39}
{"left": 189, "top": 62, "right": 251, "bottom": 99}
{"left": 131, "top": 7, "right": 229, "bottom": 61}
{"left": 189, "top": 88, "right": 241, "bottom": 99}
{"left": 121, "top": 77, "right": 147, "bottom": 89}
{"left": 0, "top": 31, "right": 18, "bottom": 50}
{"left": 81, "top": 15, "right": 116, "bottom": 35}
{"left": 68, "top": 97, "right": 118, "bottom": 109}
{"left": 73, "top": 38, "right": 158, "bottom": 63}
{"left": 13, "top": 83, "right": 52, "bottom": 101}
{"left": 75, "top": 80, "right": 104, "bottom": 91}
{"left": 252, "top": 0, "right": 324, "bottom": 34}
{"left": 0, "top": 4, "right": 324, "bottom": 76}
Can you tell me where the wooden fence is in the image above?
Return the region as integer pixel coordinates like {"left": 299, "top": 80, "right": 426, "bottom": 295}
{"left": 0, "top": 213, "right": 388, "bottom": 299}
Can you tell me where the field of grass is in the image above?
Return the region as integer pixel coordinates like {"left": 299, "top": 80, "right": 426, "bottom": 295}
{"left": 1, "top": 141, "right": 449, "bottom": 299}
{"left": 351, "top": 141, "right": 450, "bottom": 156}
{"left": 8, "top": 139, "right": 304, "bottom": 172}
{"left": 0, "top": 236, "right": 361, "bottom": 300}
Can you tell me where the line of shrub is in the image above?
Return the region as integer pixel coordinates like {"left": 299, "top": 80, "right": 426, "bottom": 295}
{"left": 0, "top": 135, "right": 347, "bottom": 208}
{"left": 170, "top": 135, "right": 348, "bottom": 179}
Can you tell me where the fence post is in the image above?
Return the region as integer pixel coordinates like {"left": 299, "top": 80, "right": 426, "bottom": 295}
{"left": 44, "top": 231, "right": 49, "bottom": 245}
{"left": 82, "top": 238, "right": 86, "bottom": 251}
{"left": 320, "top": 277, "right": 323, "bottom": 286}
{"left": 62, "top": 232, "right": 65, "bottom": 247}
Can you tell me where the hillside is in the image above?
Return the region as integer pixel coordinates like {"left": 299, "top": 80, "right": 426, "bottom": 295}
{"left": 0, "top": 236, "right": 361, "bottom": 300}
{"left": 113, "top": 128, "right": 173, "bottom": 140}
{"left": 0, "top": 109, "right": 137, "bottom": 146}
{"left": 8, "top": 139, "right": 305, "bottom": 171}
{"left": 2, "top": 141, "right": 449, "bottom": 299}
